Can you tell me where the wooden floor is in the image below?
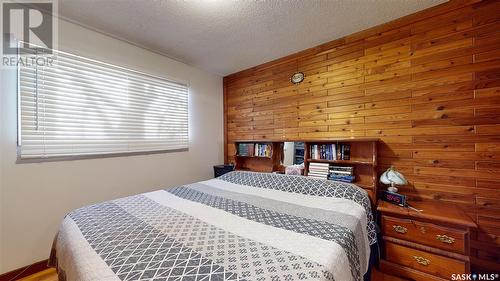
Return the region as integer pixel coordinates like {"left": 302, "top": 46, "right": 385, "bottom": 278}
{"left": 18, "top": 269, "right": 57, "bottom": 281}
{"left": 18, "top": 267, "right": 405, "bottom": 281}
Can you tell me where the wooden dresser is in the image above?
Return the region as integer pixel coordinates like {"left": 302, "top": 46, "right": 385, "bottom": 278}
{"left": 377, "top": 200, "right": 477, "bottom": 281}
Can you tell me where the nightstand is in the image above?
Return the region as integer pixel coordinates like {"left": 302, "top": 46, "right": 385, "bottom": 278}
{"left": 213, "top": 164, "right": 235, "bottom": 177}
{"left": 377, "top": 200, "right": 477, "bottom": 281}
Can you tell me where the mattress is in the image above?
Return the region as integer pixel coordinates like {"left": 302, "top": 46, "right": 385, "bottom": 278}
{"left": 50, "top": 171, "right": 376, "bottom": 281}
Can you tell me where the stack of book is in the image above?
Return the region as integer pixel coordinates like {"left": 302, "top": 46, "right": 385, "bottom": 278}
{"left": 237, "top": 143, "right": 272, "bottom": 157}
{"left": 310, "top": 144, "right": 336, "bottom": 160}
{"left": 237, "top": 143, "right": 255, "bottom": 156}
{"left": 309, "top": 143, "right": 351, "bottom": 160}
{"left": 328, "top": 166, "right": 355, "bottom": 183}
{"left": 254, "top": 143, "right": 272, "bottom": 157}
{"left": 307, "top": 162, "right": 330, "bottom": 179}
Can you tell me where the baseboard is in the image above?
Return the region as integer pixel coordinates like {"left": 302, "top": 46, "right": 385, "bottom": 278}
{"left": 0, "top": 260, "right": 50, "bottom": 281}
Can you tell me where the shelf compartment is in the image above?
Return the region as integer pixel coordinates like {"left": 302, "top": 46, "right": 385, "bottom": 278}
{"left": 307, "top": 158, "right": 375, "bottom": 165}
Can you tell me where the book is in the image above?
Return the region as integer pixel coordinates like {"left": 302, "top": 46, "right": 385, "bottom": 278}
{"left": 309, "top": 162, "right": 329, "bottom": 166}
{"left": 308, "top": 143, "right": 354, "bottom": 160}
{"left": 308, "top": 168, "right": 327, "bottom": 172}
{"left": 245, "top": 143, "right": 272, "bottom": 157}
{"left": 309, "top": 163, "right": 330, "bottom": 168}
{"left": 308, "top": 170, "right": 329, "bottom": 179}
{"left": 329, "top": 170, "right": 353, "bottom": 175}
{"left": 310, "top": 162, "right": 329, "bottom": 165}
{"left": 309, "top": 176, "right": 327, "bottom": 179}
{"left": 310, "top": 169, "right": 330, "bottom": 173}
{"left": 308, "top": 169, "right": 327, "bottom": 173}
{"left": 308, "top": 161, "right": 330, "bottom": 179}
{"left": 328, "top": 164, "right": 354, "bottom": 182}
{"left": 330, "top": 165, "right": 354, "bottom": 175}
{"left": 265, "top": 145, "right": 271, "bottom": 157}
{"left": 309, "top": 168, "right": 329, "bottom": 173}
{"left": 328, "top": 174, "right": 355, "bottom": 183}
{"left": 238, "top": 143, "right": 273, "bottom": 157}
{"left": 342, "top": 144, "right": 350, "bottom": 160}
{"left": 330, "top": 165, "right": 353, "bottom": 170}
{"left": 309, "top": 167, "right": 329, "bottom": 172}
{"left": 308, "top": 175, "right": 327, "bottom": 180}
{"left": 238, "top": 143, "right": 255, "bottom": 156}
{"left": 310, "top": 144, "right": 337, "bottom": 160}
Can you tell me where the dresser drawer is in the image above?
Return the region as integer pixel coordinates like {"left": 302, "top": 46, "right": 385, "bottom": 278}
{"left": 385, "top": 241, "right": 466, "bottom": 279}
{"left": 380, "top": 260, "right": 447, "bottom": 281}
{"left": 382, "top": 215, "right": 467, "bottom": 254}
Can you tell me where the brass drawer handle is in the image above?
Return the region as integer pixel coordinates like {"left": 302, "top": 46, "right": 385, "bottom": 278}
{"left": 436, "top": 234, "right": 455, "bottom": 244}
{"left": 393, "top": 225, "right": 407, "bottom": 234}
{"left": 413, "top": 256, "right": 431, "bottom": 266}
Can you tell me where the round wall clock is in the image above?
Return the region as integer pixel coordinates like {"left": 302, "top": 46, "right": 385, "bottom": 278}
{"left": 290, "top": 72, "right": 305, "bottom": 84}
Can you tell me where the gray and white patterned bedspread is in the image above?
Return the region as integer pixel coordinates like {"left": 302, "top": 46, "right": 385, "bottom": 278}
{"left": 51, "top": 171, "right": 376, "bottom": 281}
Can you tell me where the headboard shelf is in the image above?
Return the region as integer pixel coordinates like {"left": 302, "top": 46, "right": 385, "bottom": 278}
{"left": 306, "top": 159, "right": 375, "bottom": 166}
{"left": 233, "top": 141, "right": 283, "bottom": 173}
{"left": 230, "top": 138, "right": 379, "bottom": 204}
{"left": 304, "top": 139, "right": 378, "bottom": 203}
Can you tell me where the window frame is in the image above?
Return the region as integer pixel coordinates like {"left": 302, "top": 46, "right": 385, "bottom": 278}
{"left": 16, "top": 45, "right": 190, "bottom": 163}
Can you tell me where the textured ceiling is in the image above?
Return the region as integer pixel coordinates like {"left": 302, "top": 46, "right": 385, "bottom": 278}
{"left": 58, "top": 0, "right": 446, "bottom": 76}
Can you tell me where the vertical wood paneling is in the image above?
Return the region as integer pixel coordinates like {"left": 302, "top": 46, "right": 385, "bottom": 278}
{"left": 223, "top": 0, "right": 500, "bottom": 272}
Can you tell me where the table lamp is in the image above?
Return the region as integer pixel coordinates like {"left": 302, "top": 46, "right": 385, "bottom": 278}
{"left": 380, "top": 166, "right": 407, "bottom": 193}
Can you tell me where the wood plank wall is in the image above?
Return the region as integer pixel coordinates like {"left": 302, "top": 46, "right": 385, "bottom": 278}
{"left": 223, "top": 0, "right": 500, "bottom": 272}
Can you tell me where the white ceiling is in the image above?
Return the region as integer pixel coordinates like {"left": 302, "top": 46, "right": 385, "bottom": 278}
{"left": 59, "top": 0, "right": 446, "bottom": 76}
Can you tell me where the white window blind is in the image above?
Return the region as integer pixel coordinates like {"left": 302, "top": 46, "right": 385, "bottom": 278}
{"left": 18, "top": 47, "right": 189, "bottom": 160}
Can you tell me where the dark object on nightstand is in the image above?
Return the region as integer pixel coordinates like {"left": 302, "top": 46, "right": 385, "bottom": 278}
{"left": 377, "top": 200, "right": 477, "bottom": 281}
{"left": 381, "top": 190, "right": 407, "bottom": 206}
{"left": 214, "top": 164, "right": 235, "bottom": 178}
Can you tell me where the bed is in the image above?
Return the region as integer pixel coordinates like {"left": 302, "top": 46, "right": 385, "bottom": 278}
{"left": 50, "top": 171, "right": 377, "bottom": 281}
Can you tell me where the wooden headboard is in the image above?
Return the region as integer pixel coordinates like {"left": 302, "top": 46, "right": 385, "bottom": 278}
{"left": 232, "top": 138, "right": 379, "bottom": 205}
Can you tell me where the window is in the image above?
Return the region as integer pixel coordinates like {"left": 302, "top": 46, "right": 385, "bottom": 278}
{"left": 18, "top": 47, "right": 188, "bottom": 160}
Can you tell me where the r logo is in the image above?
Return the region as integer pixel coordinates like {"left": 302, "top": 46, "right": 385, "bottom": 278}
{"left": 2, "top": 1, "right": 54, "bottom": 54}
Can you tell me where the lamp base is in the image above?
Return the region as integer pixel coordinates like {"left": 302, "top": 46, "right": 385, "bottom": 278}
{"left": 387, "top": 186, "right": 399, "bottom": 193}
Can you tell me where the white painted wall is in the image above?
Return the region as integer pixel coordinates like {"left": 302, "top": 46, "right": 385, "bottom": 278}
{"left": 0, "top": 19, "right": 223, "bottom": 273}
{"left": 0, "top": 66, "right": 5, "bottom": 273}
